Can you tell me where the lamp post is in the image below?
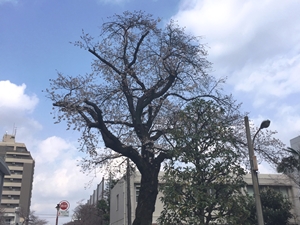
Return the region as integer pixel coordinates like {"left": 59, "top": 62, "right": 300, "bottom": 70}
{"left": 244, "top": 116, "right": 270, "bottom": 225}
{"left": 55, "top": 204, "right": 60, "bottom": 225}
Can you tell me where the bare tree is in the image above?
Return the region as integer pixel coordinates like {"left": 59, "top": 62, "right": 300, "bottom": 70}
{"left": 46, "top": 11, "right": 284, "bottom": 225}
{"left": 0, "top": 207, "right": 5, "bottom": 225}
{"left": 63, "top": 203, "right": 107, "bottom": 225}
{"left": 19, "top": 210, "right": 47, "bottom": 225}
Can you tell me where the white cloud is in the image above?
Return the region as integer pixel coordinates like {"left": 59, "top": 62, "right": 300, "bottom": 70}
{"left": 30, "top": 136, "right": 102, "bottom": 223}
{"left": 0, "top": 80, "right": 41, "bottom": 141}
{"left": 0, "top": 80, "right": 38, "bottom": 113}
{"left": 231, "top": 54, "right": 300, "bottom": 107}
{"left": 173, "top": 0, "right": 300, "bottom": 108}
{"left": 176, "top": 0, "right": 300, "bottom": 60}
{"left": 34, "top": 136, "right": 74, "bottom": 164}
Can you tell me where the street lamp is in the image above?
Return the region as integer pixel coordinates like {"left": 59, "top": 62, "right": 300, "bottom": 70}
{"left": 244, "top": 116, "right": 270, "bottom": 225}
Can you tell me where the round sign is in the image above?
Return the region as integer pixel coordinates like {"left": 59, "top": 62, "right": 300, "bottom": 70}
{"left": 59, "top": 200, "right": 70, "bottom": 211}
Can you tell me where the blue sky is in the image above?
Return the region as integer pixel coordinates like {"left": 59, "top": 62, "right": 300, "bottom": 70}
{"left": 1, "top": 0, "right": 300, "bottom": 224}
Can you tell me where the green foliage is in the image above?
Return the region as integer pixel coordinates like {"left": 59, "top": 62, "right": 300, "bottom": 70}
{"left": 277, "top": 147, "right": 300, "bottom": 188}
{"left": 278, "top": 147, "right": 300, "bottom": 173}
{"left": 159, "top": 99, "right": 250, "bottom": 225}
{"left": 97, "top": 199, "right": 110, "bottom": 225}
{"left": 245, "top": 187, "right": 293, "bottom": 225}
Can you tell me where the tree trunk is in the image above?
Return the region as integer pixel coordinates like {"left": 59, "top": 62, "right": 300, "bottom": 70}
{"left": 132, "top": 167, "right": 160, "bottom": 225}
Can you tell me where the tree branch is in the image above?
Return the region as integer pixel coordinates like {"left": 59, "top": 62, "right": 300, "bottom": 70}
{"left": 88, "top": 48, "right": 122, "bottom": 75}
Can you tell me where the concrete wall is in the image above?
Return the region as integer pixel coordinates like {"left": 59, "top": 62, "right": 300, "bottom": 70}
{"left": 110, "top": 178, "right": 126, "bottom": 225}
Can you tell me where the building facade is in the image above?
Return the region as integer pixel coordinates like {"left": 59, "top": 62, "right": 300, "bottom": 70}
{"left": 86, "top": 177, "right": 105, "bottom": 205}
{"left": 110, "top": 172, "right": 300, "bottom": 225}
{"left": 0, "top": 157, "right": 10, "bottom": 201}
{"left": 290, "top": 135, "right": 300, "bottom": 150}
{"left": 0, "top": 134, "right": 35, "bottom": 224}
{"left": 110, "top": 172, "right": 164, "bottom": 225}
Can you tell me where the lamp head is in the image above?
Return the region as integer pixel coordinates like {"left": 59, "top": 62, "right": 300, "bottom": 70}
{"left": 260, "top": 120, "right": 270, "bottom": 129}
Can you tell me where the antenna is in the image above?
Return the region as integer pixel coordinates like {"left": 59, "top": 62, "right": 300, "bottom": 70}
{"left": 13, "top": 124, "right": 17, "bottom": 137}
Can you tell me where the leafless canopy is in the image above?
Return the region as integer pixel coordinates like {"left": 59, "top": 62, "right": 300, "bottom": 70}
{"left": 46, "top": 11, "right": 234, "bottom": 173}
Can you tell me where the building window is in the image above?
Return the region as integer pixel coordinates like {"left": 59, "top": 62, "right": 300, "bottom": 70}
{"left": 135, "top": 184, "right": 140, "bottom": 203}
{"left": 116, "top": 194, "right": 119, "bottom": 211}
{"left": 247, "top": 185, "right": 289, "bottom": 198}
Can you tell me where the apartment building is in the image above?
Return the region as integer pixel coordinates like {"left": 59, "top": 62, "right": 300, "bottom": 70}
{"left": 0, "top": 134, "right": 35, "bottom": 224}
{"left": 110, "top": 172, "right": 300, "bottom": 225}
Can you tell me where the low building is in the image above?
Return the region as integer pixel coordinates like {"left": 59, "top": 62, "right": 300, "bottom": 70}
{"left": 110, "top": 172, "right": 300, "bottom": 225}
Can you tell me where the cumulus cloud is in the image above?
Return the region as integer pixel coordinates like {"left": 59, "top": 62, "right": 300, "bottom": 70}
{"left": 173, "top": 0, "right": 300, "bottom": 108}
{"left": 30, "top": 136, "right": 102, "bottom": 223}
{"left": 0, "top": 80, "right": 41, "bottom": 140}
{"left": 34, "top": 136, "right": 74, "bottom": 164}
{"left": 0, "top": 80, "right": 38, "bottom": 112}
{"left": 32, "top": 136, "right": 99, "bottom": 196}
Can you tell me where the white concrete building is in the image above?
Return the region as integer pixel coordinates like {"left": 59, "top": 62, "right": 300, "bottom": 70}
{"left": 110, "top": 172, "right": 300, "bottom": 225}
{"left": 290, "top": 136, "right": 300, "bottom": 150}
{"left": 110, "top": 172, "right": 164, "bottom": 225}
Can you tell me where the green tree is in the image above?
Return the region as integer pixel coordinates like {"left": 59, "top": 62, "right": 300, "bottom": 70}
{"left": 159, "top": 100, "right": 250, "bottom": 225}
{"left": 245, "top": 187, "right": 293, "bottom": 225}
{"left": 97, "top": 199, "right": 109, "bottom": 225}
{"left": 277, "top": 147, "right": 300, "bottom": 186}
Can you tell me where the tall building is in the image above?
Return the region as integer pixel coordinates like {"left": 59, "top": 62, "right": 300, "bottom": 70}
{"left": 0, "top": 134, "right": 34, "bottom": 224}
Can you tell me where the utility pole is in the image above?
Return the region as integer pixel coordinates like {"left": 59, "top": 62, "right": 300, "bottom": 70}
{"left": 244, "top": 116, "right": 270, "bottom": 225}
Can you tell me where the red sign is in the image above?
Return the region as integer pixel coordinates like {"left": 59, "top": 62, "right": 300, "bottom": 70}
{"left": 59, "top": 200, "right": 70, "bottom": 211}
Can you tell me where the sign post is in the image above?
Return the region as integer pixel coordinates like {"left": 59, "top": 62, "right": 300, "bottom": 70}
{"left": 55, "top": 204, "right": 60, "bottom": 225}
{"left": 59, "top": 200, "right": 70, "bottom": 217}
